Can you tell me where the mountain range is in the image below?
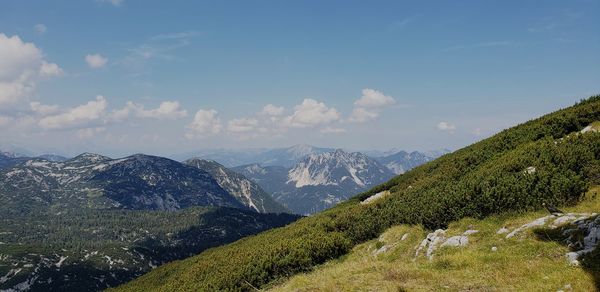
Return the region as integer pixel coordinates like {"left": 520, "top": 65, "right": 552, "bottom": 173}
{"left": 235, "top": 149, "right": 396, "bottom": 214}
{"left": 0, "top": 144, "right": 443, "bottom": 290}
{"left": 175, "top": 144, "right": 335, "bottom": 168}
{"left": 0, "top": 153, "right": 298, "bottom": 291}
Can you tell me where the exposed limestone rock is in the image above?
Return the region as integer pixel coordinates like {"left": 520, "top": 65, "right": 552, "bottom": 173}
{"left": 415, "top": 229, "right": 478, "bottom": 260}
{"left": 463, "top": 230, "right": 479, "bottom": 236}
{"left": 415, "top": 229, "right": 446, "bottom": 260}
{"left": 496, "top": 227, "right": 509, "bottom": 234}
{"left": 559, "top": 215, "right": 600, "bottom": 266}
{"left": 361, "top": 190, "right": 391, "bottom": 205}
{"left": 506, "top": 213, "right": 596, "bottom": 239}
{"left": 441, "top": 236, "right": 468, "bottom": 247}
{"left": 506, "top": 215, "right": 555, "bottom": 239}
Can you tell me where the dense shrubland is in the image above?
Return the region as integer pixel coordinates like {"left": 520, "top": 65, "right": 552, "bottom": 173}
{"left": 116, "top": 96, "right": 600, "bottom": 291}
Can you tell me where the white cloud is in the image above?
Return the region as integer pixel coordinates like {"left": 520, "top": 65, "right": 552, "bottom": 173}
{"left": 112, "top": 100, "right": 187, "bottom": 120}
{"left": 0, "top": 33, "right": 62, "bottom": 106}
{"left": 348, "top": 107, "right": 378, "bottom": 123}
{"left": 354, "top": 88, "right": 395, "bottom": 108}
{"left": 39, "top": 61, "right": 63, "bottom": 77}
{"left": 33, "top": 24, "right": 47, "bottom": 34}
{"left": 227, "top": 118, "right": 259, "bottom": 133}
{"left": 349, "top": 88, "right": 396, "bottom": 123}
{"left": 85, "top": 54, "right": 108, "bottom": 69}
{"left": 260, "top": 104, "right": 285, "bottom": 116}
{"left": 284, "top": 98, "right": 340, "bottom": 128}
{"left": 0, "top": 81, "right": 32, "bottom": 106}
{"left": 30, "top": 101, "right": 60, "bottom": 115}
{"left": 136, "top": 101, "right": 187, "bottom": 119}
{"left": 320, "top": 127, "right": 346, "bottom": 134}
{"left": 437, "top": 121, "right": 456, "bottom": 133}
{"left": 186, "top": 109, "right": 222, "bottom": 138}
{"left": 39, "top": 96, "right": 108, "bottom": 130}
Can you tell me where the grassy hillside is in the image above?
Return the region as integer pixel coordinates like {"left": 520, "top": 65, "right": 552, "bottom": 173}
{"left": 272, "top": 186, "right": 600, "bottom": 291}
{"left": 115, "top": 95, "right": 600, "bottom": 291}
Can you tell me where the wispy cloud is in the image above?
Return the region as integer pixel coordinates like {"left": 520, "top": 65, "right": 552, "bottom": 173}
{"left": 388, "top": 15, "right": 420, "bottom": 31}
{"left": 443, "top": 41, "right": 516, "bottom": 52}
{"left": 528, "top": 10, "right": 583, "bottom": 33}
{"left": 116, "top": 31, "right": 201, "bottom": 74}
{"left": 150, "top": 31, "right": 202, "bottom": 41}
{"left": 437, "top": 121, "right": 456, "bottom": 134}
{"left": 33, "top": 24, "right": 47, "bottom": 35}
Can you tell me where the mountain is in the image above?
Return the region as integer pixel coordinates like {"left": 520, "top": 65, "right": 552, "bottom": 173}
{"left": 37, "top": 153, "right": 69, "bottom": 162}
{"left": 373, "top": 150, "right": 436, "bottom": 174}
{"left": 185, "top": 158, "right": 288, "bottom": 213}
{"left": 235, "top": 150, "right": 395, "bottom": 215}
{"left": 0, "top": 152, "right": 67, "bottom": 169}
{"left": 279, "top": 149, "right": 395, "bottom": 214}
{"left": 256, "top": 144, "right": 334, "bottom": 167}
{"left": 0, "top": 153, "right": 245, "bottom": 214}
{"left": 0, "top": 152, "right": 29, "bottom": 169}
{"left": 232, "top": 163, "right": 290, "bottom": 195}
{"left": 115, "top": 96, "right": 600, "bottom": 291}
{"left": 177, "top": 144, "right": 334, "bottom": 167}
{"left": 0, "top": 153, "right": 299, "bottom": 291}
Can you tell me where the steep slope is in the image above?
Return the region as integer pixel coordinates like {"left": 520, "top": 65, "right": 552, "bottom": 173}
{"left": 272, "top": 186, "right": 600, "bottom": 291}
{"left": 373, "top": 150, "right": 438, "bottom": 174}
{"left": 185, "top": 158, "right": 288, "bottom": 213}
{"left": 115, "top": 95, "right": 600, "bottom": 291}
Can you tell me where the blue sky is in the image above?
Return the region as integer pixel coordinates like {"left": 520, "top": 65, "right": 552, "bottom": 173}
{"left": 0, "top": 0, "right": 598, "bottom": 157}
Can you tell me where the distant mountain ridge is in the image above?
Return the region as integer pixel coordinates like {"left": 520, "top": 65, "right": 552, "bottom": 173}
{"left": 179, "top": 145, "right": 443, "bottom": 177}
{"left": 373, "top": 150, "right": 437, "bottom": 174}
{"left": 185, "top": 158, "right": 288, "bottom": 213}
{"left": 0, "top": 151, "right": 69, "bottom": 170}
{"left": 0, "top": 153, "right": 245, "bottom": 213}
{"left": 176, "top": 144, "right": 334, "bottom": 167}
{"left": 237, "top": 149, "right": 395, "bottom": 214}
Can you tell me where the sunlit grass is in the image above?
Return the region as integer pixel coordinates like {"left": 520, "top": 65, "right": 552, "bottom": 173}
{"left": 270, "top": 187, "right": 600, "bottom": 291}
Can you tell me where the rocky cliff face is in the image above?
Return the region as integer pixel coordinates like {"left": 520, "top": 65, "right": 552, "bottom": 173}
{"left": 185, "top": 158, "right": 288, "bottom": 213}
